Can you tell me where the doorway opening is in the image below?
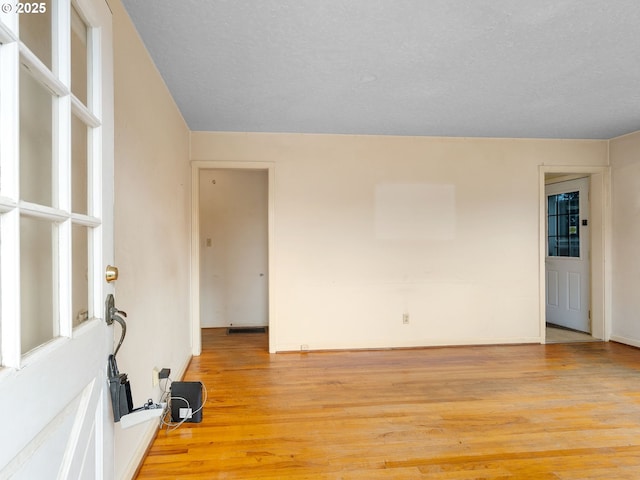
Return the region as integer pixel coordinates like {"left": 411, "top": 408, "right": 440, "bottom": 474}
{"left": 539, "top": 167, "right": 610, "bottom": 344}
{"left": 190, "top": 162, "right": 275, "bottom": 354}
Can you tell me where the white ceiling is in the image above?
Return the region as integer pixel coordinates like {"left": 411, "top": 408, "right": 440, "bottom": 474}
{"left": 121, "top": 0, "right": 640, "bottom": 139}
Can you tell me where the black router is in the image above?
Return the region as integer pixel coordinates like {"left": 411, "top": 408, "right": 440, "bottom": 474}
{"left": 170, "top": 381, "right": 204, "bottom": 423}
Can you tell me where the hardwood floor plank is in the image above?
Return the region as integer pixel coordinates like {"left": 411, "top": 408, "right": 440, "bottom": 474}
{"left": 135, "top": 329, "right": 640, "bottom": 479}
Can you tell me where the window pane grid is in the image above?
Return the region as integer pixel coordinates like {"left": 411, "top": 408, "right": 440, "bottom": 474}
{"left": 1, "top": 0, "right": 102, "bottom": 365}
{"left": 547, "top": 191, "right": 580, "bottom": 258}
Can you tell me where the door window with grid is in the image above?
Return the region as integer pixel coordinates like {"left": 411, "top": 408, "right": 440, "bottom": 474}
{"left": 1, "top": 0, "right": 104, "bottom": 366}
{"left": 547, "top": 191, "right": 580, "bottom": 258}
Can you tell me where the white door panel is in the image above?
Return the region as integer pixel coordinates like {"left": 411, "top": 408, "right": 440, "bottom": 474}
{"left": 568, "top": 272, "right": 581, "bottom": 310}
{"left": 545, "top": 178, "right": 590, "bottom": 332}
{"left": 547, "top": 270, "right": 559, "bottom": 307}
{"left": 0, "top": 322, "right": 111, "bottom": 478}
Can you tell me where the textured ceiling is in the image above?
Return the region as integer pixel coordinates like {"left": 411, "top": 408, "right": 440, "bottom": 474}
{"left": 121, "top": 0, "right": 640, "bottom": 139}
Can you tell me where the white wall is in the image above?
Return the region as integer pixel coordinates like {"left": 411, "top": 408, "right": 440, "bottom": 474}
{"left": 199, "top": 169, "right": 268, "bottom": 328}
{"left": 191, "top": 132, "right": 609, "bottom": 352}
{"left": 610, "top": 130, "right": 640, "bottom": 346}
{"left": 112, "top": 1, "right": 192, "bottom": 478}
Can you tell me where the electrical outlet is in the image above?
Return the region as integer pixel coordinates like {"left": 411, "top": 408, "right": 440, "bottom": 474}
{"left": 152, "top": 368, "right": 159, "bottom": 387}
{"left": 300, "top": 344, "right": 309, "bottom": 352}
{"left": 403, "top": 313, "right": 410, "bottom": 324}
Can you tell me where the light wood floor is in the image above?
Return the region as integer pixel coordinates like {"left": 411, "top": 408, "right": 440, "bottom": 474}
{"left": 136, "top": 329, "right": 640, "bottom": 479}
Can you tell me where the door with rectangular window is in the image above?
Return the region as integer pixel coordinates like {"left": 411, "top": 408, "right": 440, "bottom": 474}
{"left": 0, "top": 0, "right": 114, "bottom": 477}
{"left": 545, "top": 177, "right": 590, "bottom": 333}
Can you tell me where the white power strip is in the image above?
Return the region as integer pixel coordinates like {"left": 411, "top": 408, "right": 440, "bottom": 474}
{"left": 120, "top": 403, "right": 167, "bottom": 429}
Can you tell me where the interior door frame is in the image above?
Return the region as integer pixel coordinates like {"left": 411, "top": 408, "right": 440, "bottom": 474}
{"left": 538, "top": 166, "right": 611, "bottom": 343}
{"left": 190, "top": 161, "right": 276, "bottom": 354}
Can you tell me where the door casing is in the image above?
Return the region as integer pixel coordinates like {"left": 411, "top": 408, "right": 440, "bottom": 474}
{"left": 190, "top": 161, "right": 276, "bottom": 354}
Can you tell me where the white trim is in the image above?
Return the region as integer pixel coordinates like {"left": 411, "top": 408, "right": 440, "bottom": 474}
{"left": 58, "top": 218, "right": 73, "bottom": 338}
{"left": 190, "top": 161, "right": 277, "bottom": 354}
{"left": 610, "top": 335, "right": 640, "bottom": 349}
{"left": 19, "top": 201, "right": 70, "bottom": 222}
{"left": 538, "top": 165, "right": 611, "bottom": 344}
{"left": 190, "top": 165, "right": 201, "bottom": 356}
{"left": 71, "top": 95, "right": 101, "bottom": 128}
{"left": 71, "top": 212, "right": 101, "bottom": 227}
{"left": 0, "top": 18, "right": 16, "bottom": 44}
{"left": 0, "top": 42, "right": 19, "bottom": 200}
{"left": 0, "top": 210, "right": 20, "bottom": 368}
{"left": 53, "top": 0, "right": 71, "bottom": 85}
{"left": 0, "top": 18, "right": 19, "bottom": 369}
{"left": 0, "top": 197, "right": 17, "bottom": 213}
{"left": 56, "top": 379, "right": 98, "bottom": 479}
{"left": 13, "top": 206, "right": 101, "bottom": 227}
{"left": 54, "top": 1, "right": 73, "bottom": 340}
{"left": 87, "top": 22, "right": 105, "bottom": 321}
{"left": 19, "top": 44, "right": 69, "bottom": 97}
{"left": 276, "top": 336, "right": 543, "bottom": 353}
{"left": 19, "top": 333, "right": 71, "bottom": 369}
{"left": 0, "top": 9, "right": 17, "bottom": 43}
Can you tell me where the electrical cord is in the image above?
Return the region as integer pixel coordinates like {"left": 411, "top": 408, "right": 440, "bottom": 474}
{"left": 130, "top": 398, "right": 163, "bottom": 413}
{"left": 158, "top": 377, "right": 208, "bottom": 432}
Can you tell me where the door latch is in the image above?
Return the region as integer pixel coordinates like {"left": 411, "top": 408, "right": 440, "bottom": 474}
{"left": 105, "top": 293, "right": 128, "bottom": 356}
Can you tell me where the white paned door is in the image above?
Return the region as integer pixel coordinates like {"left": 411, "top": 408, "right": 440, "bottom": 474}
{"left": 545, "top": 178, "right": 590, "bottom": 333}
{"left": 0, "top": 0, "right": 115, "bottom": 478}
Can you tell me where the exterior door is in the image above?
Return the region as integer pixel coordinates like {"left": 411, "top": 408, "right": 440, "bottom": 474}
{"left": 0, "top": 0, "right": 114, "bottom": 478}
{"left": 545, "top": 178, "right": 590, "bottom": 333}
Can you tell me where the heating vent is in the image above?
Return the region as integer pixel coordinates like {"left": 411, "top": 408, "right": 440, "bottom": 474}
{"left": 227, "top": 327, "right": 267, "bottom": 335}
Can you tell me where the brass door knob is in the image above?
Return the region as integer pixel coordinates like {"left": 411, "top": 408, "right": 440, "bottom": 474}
{"left": 105, "top": 265, "right": 119, "bottom": 283}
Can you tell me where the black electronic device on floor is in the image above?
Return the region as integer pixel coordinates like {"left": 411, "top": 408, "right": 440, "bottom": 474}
{"left": 170, "top": 381, "right": 204, "bottom": 423}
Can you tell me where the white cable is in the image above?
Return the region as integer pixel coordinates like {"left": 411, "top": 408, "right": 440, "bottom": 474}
{"left": 159, "top": 380, "right": 208, "bottom": 432}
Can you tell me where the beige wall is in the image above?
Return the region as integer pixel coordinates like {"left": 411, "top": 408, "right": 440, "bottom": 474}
{"left": 112, "top": 0, "right": 192, "bottom": 478}
{"left": 192, "top": 132, "right": 608, "bottom": 351}
{"left": 610, "top": 130, "right": 640, "bottom": 346}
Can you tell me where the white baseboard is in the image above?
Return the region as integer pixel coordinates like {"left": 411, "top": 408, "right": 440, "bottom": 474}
{"left": 274, "top": 336, "right": 543, "bottom": 353}
{"left": 122, "top": 354, "right": 193, "bottom": 480}
{"left": 610, "top": 335, "right": 640, "bottom": 349}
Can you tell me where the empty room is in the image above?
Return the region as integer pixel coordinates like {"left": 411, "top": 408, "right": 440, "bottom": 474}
{"left": 1, "top": 1, "right": 639, "bottom": 479}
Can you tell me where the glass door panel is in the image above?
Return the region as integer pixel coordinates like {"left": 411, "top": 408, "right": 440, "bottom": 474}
{"left": 20, "top": 68, "right": 53, "bottom": 207}
{"left": 20, "top": 215, "right": 55, "bottom": 353}
{"left": 71, "top": 113, "right": 88, "bottom": 214}
{"left": 70, "top": 4, "right": 88, "bottom": 105}
{"left": 72, "top": 224, "right": 89, "bottom": 326}
{"left": 18, "top": 0, "right": 52, "bottom": 69}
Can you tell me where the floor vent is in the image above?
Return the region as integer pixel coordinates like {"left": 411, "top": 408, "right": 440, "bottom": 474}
{"left": 227, "top": 327, "right": 267, "bottom": 335}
